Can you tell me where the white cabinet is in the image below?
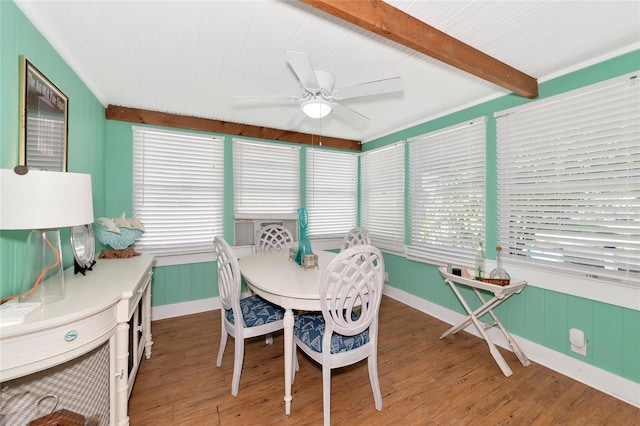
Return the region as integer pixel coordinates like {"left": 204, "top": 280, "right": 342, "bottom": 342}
{"left": 0, "top": 254, "right": 154, "bottom": 426}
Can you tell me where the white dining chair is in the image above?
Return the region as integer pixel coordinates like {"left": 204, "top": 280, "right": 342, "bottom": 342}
{"left": 213, "top": 236, "right": 285, "bottom": 396}
{"left": 293, "top": 244, "right": 385, "bottom": 426}
{"left": 256, "top": 224, "right": 294, "bottom": 252}
{"left": 340, "top": 226, "right": 371, "bottom": 251}
{"left": 254, "top": 224, "right": 295, "bottom": 344}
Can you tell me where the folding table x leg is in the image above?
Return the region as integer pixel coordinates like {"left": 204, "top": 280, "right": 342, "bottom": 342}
{"left": 440, "top": 278, "right": 530, "bottom": 377}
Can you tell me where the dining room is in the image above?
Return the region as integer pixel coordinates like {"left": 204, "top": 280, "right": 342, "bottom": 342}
{"left": 1, "top": 1, "right": 639, "bottom": 424}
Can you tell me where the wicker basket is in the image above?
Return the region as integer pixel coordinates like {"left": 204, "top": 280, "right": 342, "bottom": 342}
{"left": 29, "top": 409, "right": 85, "bottom": 426}
{"left": 481, "top": 277, "right": 510, "bottom": 287}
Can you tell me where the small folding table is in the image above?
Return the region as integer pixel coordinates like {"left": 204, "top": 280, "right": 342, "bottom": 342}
{"left": 439, "top": 266, "right": 531, "bottom": 377}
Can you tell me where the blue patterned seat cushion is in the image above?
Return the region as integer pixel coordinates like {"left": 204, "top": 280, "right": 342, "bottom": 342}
{"left": 294, "top": 312, "right": 370, "bottom": 354}
{"left": 225, "top": 295, "right": 284, "bottom": 327}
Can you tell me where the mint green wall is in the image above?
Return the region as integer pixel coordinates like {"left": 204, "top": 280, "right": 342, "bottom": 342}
{"left": 151, "top": 261, "right": 217, "bottom": 307}
{"left": 369, "top": 51, "right": 640, "bottom": 384}
{"left": 0, "top": 1, "right": 106, "bottom": 299}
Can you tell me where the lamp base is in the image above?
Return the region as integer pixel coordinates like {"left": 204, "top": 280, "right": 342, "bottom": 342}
{"left": 19, "top": 229, "right": 65, "bottom": 305}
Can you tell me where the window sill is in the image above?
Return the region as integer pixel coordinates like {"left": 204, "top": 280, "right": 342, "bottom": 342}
{"left": 501, "top": 260, "right": 640, "bottom": 311}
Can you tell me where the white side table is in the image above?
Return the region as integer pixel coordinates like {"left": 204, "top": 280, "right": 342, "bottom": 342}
{"left": 0, "top": 254, "right": 154, "bottom": 425}
{"left": 439, "top": 266, "right": 530, "bottom": 377}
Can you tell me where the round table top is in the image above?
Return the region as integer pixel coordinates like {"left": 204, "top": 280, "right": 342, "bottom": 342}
{"left": 238, "top": 249, "right": 337, "bottom": 310}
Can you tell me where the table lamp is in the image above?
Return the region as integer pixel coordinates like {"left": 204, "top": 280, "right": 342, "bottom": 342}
{"left": 0, "top": 167, "right": 94, "bottom": 304}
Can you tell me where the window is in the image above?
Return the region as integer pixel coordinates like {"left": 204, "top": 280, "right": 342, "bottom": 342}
{"left": 233, "top": 139, "right": 300, "bottom": 218}
{"left": 307, "top": 148, "right": 358, "bottom": 238}
{"left": 361, "top": 143, "right": 405, "bottom": 252}
{"left": 406, "top": 118, "right": 486, "bottom": 266}
{"left": 133, "top": 127, "right": 224, "bottom": 256}
{"left": 495, "top": 72, "right": 640, "bottom": 285}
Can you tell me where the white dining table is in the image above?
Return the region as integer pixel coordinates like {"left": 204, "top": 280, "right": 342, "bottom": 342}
{"left": 238, "top": 249, "right": 337, "bottom": 416}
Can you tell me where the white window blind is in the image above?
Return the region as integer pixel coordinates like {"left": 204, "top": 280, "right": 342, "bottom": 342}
{"left": 233, "top": 139, "right": 300, "bottom": 218}
{"left": 307, "top": 148, "right": 358, "bottom": 237}
{"left": 25, "top": 113, "right": 66, "bottom": 171}
{"left": 132, "top": 127, "right": 224, "bottom": 256}
{"left": 361, "top": 143, "right": 405, "bottom": 252}
{"left": 406, "top": 117, "right": 486, "bottom": 266}
{"left": 495, "top": 72, "right": 640, "bottom": 285}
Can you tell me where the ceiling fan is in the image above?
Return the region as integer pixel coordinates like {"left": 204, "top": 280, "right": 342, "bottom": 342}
{"left": 234, "top": 51, "right": 403, "bottom": 129}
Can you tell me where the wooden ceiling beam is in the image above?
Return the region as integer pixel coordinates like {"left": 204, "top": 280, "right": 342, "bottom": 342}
{"left": 301, "top": 0, "right": 539, "bottom": 99}
{"left": 105, "top": 105, "right": 361, "bottom": 151}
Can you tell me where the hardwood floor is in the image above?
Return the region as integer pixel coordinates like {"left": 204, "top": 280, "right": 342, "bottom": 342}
{"left": 129, "top": 296, "right": 638, "bottom": 425}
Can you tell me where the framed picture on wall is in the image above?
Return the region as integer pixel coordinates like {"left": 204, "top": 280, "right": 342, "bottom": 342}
{"left": 19, "top": 55, "right": 69, "bottom": 172}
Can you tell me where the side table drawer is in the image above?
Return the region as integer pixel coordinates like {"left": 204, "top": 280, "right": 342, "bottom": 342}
{"left": 0, "top": 306, "right": 116, "bottom": 380}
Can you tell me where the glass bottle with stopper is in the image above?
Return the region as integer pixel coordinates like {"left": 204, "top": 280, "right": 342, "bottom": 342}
{"left": 489, "top": 246, "right": 510, "bottom": 280}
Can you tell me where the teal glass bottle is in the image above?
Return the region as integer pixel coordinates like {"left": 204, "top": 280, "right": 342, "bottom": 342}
{"left": 294, "top": 208, "right": 312, "bottom": 265}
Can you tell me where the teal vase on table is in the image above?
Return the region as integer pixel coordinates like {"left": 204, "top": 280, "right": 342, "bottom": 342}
{"left": 294, "top": 208, "right": 312, "bottom": 265}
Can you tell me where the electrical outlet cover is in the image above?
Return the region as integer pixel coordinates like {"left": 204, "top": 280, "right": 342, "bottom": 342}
{"left": 569, "top": 328, "right": 587, "bottom": 356}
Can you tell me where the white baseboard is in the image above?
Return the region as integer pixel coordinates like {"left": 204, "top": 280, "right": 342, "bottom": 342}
{"left": 382, "top": 285, "right": 640, "bottom": 409}
{"left": 151, "top": 286, "right": 639, "bottom": 408}
{"left": 151, "top": 291, "right": 253, "bottom": 321}
{"left": 152, "top": 297, "right": 219, "bottom": 321}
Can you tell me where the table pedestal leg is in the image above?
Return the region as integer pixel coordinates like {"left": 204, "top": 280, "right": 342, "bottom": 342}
{"left": 283, "top": 308, "right": 294, "bottom": 415}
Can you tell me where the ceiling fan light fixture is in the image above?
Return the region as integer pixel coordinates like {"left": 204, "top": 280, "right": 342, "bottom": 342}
{"left": 302, "top": 98, "right": 332, "bottom": 119}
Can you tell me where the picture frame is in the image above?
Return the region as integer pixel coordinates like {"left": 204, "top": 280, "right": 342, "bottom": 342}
{"left": 19, "top": 55, "right": 69, "bottom": 172}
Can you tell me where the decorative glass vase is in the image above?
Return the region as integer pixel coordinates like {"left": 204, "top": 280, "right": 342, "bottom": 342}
{"left": 489, "top": 246, "right": 510, "bottom": 280}
{"left": 294, "top": 208, "right": 312, "bottom": 265}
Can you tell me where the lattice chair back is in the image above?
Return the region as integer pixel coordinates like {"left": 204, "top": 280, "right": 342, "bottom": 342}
{"left": 214, "top": 236, "right": 241, "bottom": 317}
{"left": 213, "top": 236, "right": 285, "bottom": 396}
{"left": 256, "top": 224, "right": 294, "bottom": 252}
{"left": 320, "top": 244, "right": 384, "bottom": 349}
{"left": 293, "top": 244, "right": 384, "bottom": 425}
{"left": 341, "top": 227, "right": 371, "bottom": 251}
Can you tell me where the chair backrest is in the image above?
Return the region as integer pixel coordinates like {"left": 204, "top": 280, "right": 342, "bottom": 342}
{"left": 256, "top": 224, "right": 294, "bottom": 252}
{"left": 319, "top": 244, "right": 385, "bottom": 351}
{"left": 213, "top": 236, "right": 241, "bottom": 313}
{"left": 341, "top": 227, "right": 371, "bottom": 251}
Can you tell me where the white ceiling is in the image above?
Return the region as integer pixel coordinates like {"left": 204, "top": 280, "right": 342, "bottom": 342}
{"left": 15, "top": 0, "right": 640, "bottom": 143}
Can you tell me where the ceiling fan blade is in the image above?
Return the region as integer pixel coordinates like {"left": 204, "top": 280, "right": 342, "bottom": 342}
{"left": 285, "top": 109, "right": 307, "bottom": 129}
{"left": 331, "top": 103, "right": 369, "bottom": 125}
{"left": 335, "top": 77, "right": 403, "bottom": 100}
{"left": 284, "top": 51, "right": 320, "bottom": 92}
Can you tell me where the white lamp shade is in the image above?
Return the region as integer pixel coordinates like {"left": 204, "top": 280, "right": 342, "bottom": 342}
{"left": 302, "top": 98, "right": 332, "bottom": 119}
{"left": 0, "top": 169, "right": 94, "bottom": 230}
